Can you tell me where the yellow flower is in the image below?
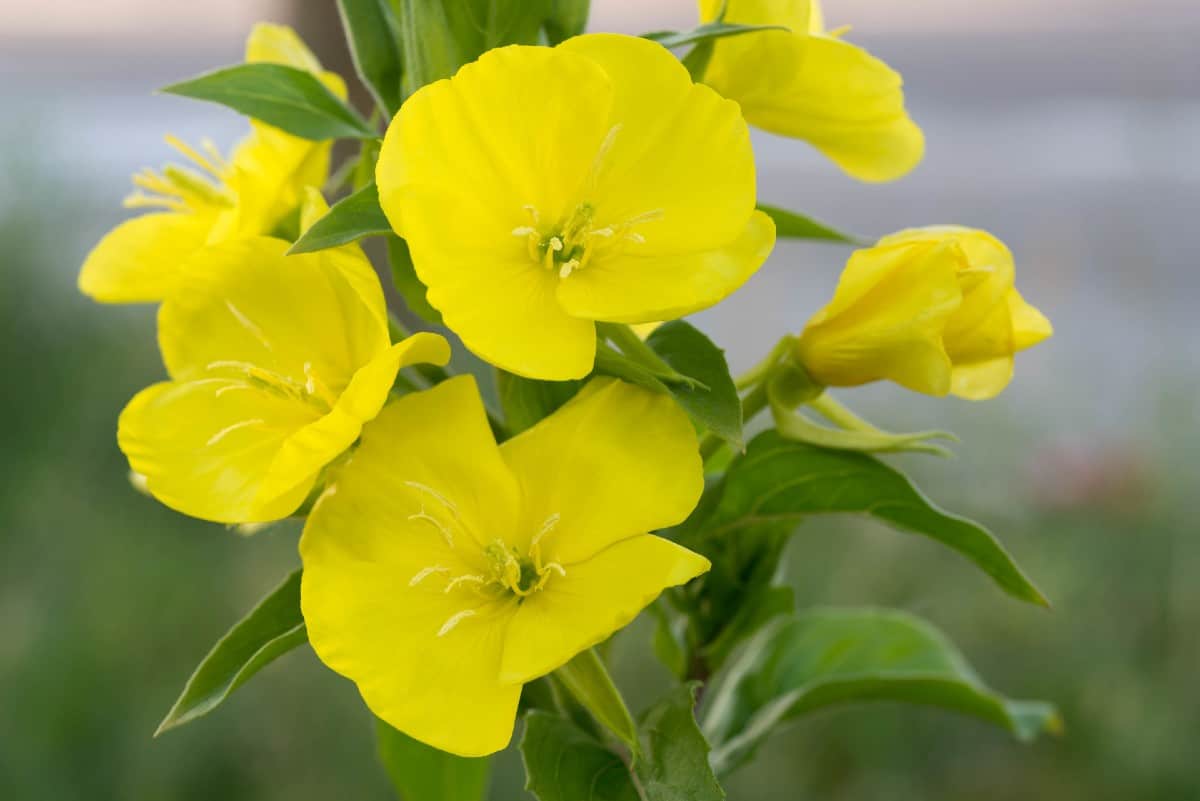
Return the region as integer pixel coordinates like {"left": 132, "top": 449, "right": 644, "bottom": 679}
{"left": 118, "top": 195, "right": 450, "bottom": 524}
{"left": 795, "top": 226, "right": 1052, "bottom": 398}
{"left": 78, "top": 23, "right": 346, "bottom": 303}
{"left": 698, "top": 0, "right": 924, "bottom": 182}
{"left": 300, "top": 376, "right": 709, "bottom": 755}
{"left": 376, "top": 33, "right": 774, "bottom": 380}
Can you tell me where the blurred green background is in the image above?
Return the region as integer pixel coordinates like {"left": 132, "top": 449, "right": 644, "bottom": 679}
{"left": 2, "top": 1, "right": 1197, "bottom": 799}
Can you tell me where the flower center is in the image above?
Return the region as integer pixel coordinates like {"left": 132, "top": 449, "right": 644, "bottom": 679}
{"left": 405, "top": 505, "right": 567, "bottom": 637}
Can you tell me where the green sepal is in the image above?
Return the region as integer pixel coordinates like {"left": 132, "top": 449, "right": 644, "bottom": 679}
{"left": 643, "top": 22, "right": 788, "bottom": 50}
{"left": 555, "top": 648, "right": 639, "bottom": 755}
{"left": 756, "top": 203, "right": 866, "bottom": 245}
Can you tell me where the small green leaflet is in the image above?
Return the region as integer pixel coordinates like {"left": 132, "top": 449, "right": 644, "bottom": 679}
{"left": 156, "top": 570, "right": 306, "bottom": 735}
{"left": 162, "top": 63, "right": 375, "bottom": 141}
{"left": 703, "top": 608, "right": 1062, "bottom": 775}
{"left": 682, "top": 431, "right": 1048, "bottom": 606}
{"left": 643, "top": 22, "right": 788, "bottom": 50}
{"left": 756, "top": 204, "right": 864, "bottom": 245}
{"left": 289, "top": 182, "right": 391, "bottom": 254}
{"left": 376, "top": 719, "right": 490, "bottom": 801}
{"left": 647, "top": 322, "right": 743, "bottom": 449}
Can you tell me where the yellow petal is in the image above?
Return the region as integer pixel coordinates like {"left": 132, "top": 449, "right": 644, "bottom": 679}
{"left": 118, "top": 378, "right": 319, "bottom": 522}
{"left": 78, "top": 213, "right": 214, "bottom": 303}
{"left": 796, "top": 240, "right": 963, "bottom": 394}
{"left": 245, "top": 21, "right": 347, "bottom": 99}
{"left": 744, "top": 34, "right": 923, "bottom": 182}
{"left": 391, "top": 187, "right": 597, "bottom": 380}
{"left": 254, "top": 333, "right": 451, "bottom": 512}
{"left": 300, "top": 376, "right": 524, "bottom": 755}
{"left": 378, "top": 45, "right": 614, "bottom": 231}
{"left": 556, "top": 209, "right": 774, "bottom": 323}
{"left": 950, "top": 356, "right": 1014, "bottom": 401}
{"left": 499, "top": 535, "right": 709, "bottom": 684}
{"left": 499, "top": 378, "right": 703, "bottom": 565}
{"left": 159, "top": 237, "right": 390, "bottom": 390}
{"left": 560, "top": 34, "right": 758, "bottom": 255}
{"left": 1008, "top": 288, "right": 1053, "bottom": 351}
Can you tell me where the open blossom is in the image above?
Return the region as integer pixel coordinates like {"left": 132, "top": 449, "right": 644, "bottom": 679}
{"left": 300, "top": 376, "right": 710, "bottom": 755}
{"left": 376, "top": 33, "right": 774, "bottom": 380}
{"left": 118, "top": 194, "right": 450, "bottom": 523}
{"left": 794, "top": 226, "right": 1052, "bottom": 399}
{"left": 79, "top": 24, "right": 345, "bottom": 303}
{"left": 699, "top": 0, "right": 923, "bottom": 182}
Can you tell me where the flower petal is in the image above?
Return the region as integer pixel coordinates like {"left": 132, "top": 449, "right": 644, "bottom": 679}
{"left": 1009, "top": 288, "right": 1053, "bottom": 351}
{"left": 300, "top": 376, "right": 524, "bottom": 756}
{"left": 78, "top": 213, "right": 213, "bottom": 303}
{"left": 499, "top": 378, "right": 703, "bottom": 565}
{"left": 745, "top": 34, "right": 923, "bottom": 182}
{"left": 499, "top": 535, "right": 710, "bottom": 684}
{"left": 118, "top": 378, "right": 319, "bottom": 522}
{"left": 394, "top": 187, "right": 597, "bottom": 380}
{"left": 159, "top": 237, "right": 389, "bottom": 390}
{"left": 560, "top": 34, "right": 758, "bottom": 254}
{"left": 796, "top": 240, "right": 962, "bottom": 394}
{"left": 255, "top": 333, "right": 451, "bottom": 513}
{"left": 950, "top": 356, "right": 1014, "bottom": 401}
{"left": 377, "top": 44, "right": 614, "bottom": 232}
{"left": 556, "top": 209, "right": 774, "bottom": 323}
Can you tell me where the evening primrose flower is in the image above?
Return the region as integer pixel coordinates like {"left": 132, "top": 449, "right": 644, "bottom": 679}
{"left": 376, "top": 33, "right": 774, "bottom": 380}
{"left": 699, "top": 0, "right": 923, "bottom": 182}
{"left": 78, "top": 23, "right": 345, "bottom": 303}
{"left": 300, "top": 376, "right": 709, "bottom": 755}
{"left": 118, "top": 203, "right": 450, "bottom": 523}
{"left": 794, "top": 226, "right": 1051, "bottom": 399}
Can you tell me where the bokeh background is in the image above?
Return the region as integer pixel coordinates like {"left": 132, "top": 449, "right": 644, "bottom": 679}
{"left": 2, "top": 1, "right": 1197, "bottom": 799}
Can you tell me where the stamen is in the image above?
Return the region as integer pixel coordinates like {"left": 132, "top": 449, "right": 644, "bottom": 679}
{"left": 403, "top": 481, "right": 460, "bottom": 517}
{"left": 437, "top": 609, "right": 477, "bottom": 637}
{"left": 205, "top": 418, "right": 265, "bottom": 446}
{"left": 165, "top": 134, "right": 223, "bottom": 179}
{"left": 548, "top": 237, "right": 564, "bottom": 252}
{"left": 408, "top": 506, "right": 455, "bottom": 548}
{"left": 444, "top": 574, "right": 487, "bottom": 593}
{"left": 543, "top": 562, "right": 567, "bottom": 577}
{"left": 409, "top": 565, "right": 450, "bottom": 587}
{"left": 512, "top": 226, "right": 537, "bottom": 236}
{"left": 225, "top": 301, "right": 274, "bottom": 352}
{"left": 559, "top": 259, "right": 578, "bottom": 279}
{"left": 531, "top": 513, "right": 560, "bottom": 546}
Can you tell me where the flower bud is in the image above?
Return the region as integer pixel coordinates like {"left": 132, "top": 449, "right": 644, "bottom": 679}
{"left": 795, "top": 227, "right": 1051, "bottom": 399}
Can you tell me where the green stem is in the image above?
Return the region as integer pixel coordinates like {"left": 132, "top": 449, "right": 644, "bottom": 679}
{"left": 733, "top": 335, "right": 795, "bottom": 390}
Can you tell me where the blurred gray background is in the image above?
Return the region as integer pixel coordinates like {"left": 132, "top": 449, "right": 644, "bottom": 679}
{"left": 2, "top": 1, "right": 1197, "bottom": 799}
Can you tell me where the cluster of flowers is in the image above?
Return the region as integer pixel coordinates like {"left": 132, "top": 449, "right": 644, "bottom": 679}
{"left": 78, "top": 2, "right": 1049, "bottom": 759}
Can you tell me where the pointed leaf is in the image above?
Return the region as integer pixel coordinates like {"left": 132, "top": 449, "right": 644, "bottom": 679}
{"left": 647, "top": 321, "right": 742, "bottom": 449}
{"left": 704, "top": 608, "right": 1062, "bottom": 775}
{"left": 162, "top": 63, "right": 374, "bottom": 140}
{"left": 683, "top": 431, "right": 1048, "bottom": 606}
{"left": 376, "top": 718, "right": 490, "bottom": 801}
{"left": 556, "top": 649, "right": 638, "bottom": 753}
{"left": 521, "top": 712, "right": 640, "bottom": 801}
{"left": 643, "top": 22, "right": 787, "bottom": 50}
{"left": 289, "top": 182, "right": 391, "bottom": 254}
{"left": 337, "top": 0, "right": 405, "bottom": 115}
{"left": 756, "top": 204, "right": 864, "bottom": 245}
{"left": 156, "top": 570, "right": 306, "bottom": 735}
{"left": 635, "top": 684, "right": 725, "bottom": 801}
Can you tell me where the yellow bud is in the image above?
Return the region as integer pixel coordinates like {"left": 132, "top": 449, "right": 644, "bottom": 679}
{"left": 795, "top": 227, "right": 1052, "bottom": 400}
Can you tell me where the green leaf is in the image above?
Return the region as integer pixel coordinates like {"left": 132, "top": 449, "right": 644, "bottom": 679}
{"left": 543, "top": 0, "right": 592, "bottom": 44}
{"left": 155, "top": 570, "right": 306, "bottom": 735}
{"left": 496, "top": 371, "right": 583, "bottom": 436}
{"left": 703, "top": 608, "right": 1062, "bottom": 775}
{"left": 337, "top": 0, "right": 405, "bottom": 115}
{"left": 556, "top": 649, "right": 639, "bottom": 753}
{"left": 684, "top": 431, "right": 1048, "bottom": 606}
{"left": 387, "top": 235, "right": 443, "bottom": 325}
{"left": 756, "top": 203, "right": 864, "bottom": 245}
{"left": 647, "top": 321, "right": 743, "bottom": 449}
{"left": 161, "top": 63, "right": 375, "bottom": 141}
{"left": 635, "top": 684, "right": 725, "bottom": 801}
{"left": 376, "top": 719, "right": 490, "bottom": 801}
{"left": 522, "top": 712, "right": 640, "bottom": 801}
{"left": 644, "top": 22, "right": 787, "bottom": 50}
{"left": 289, "top": 182, "right": 390, "bottom": 254}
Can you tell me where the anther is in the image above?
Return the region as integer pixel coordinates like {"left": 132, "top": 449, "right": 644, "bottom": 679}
{"left": 437, "top": 609, "right": 477, "bottom": 637}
